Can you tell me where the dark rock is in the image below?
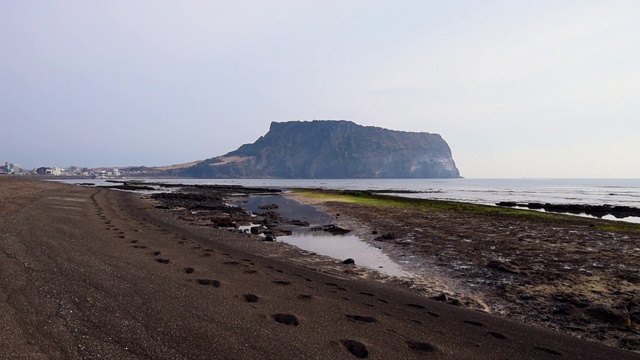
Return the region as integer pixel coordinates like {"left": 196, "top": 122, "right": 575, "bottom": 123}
{"left": 212, "top": 216, "right": 236, "bottom": 228}
{"left": 322, "top": 224, "right": 351, "bottom": 235}
{"left": 250, "top": 226, "right": 264, "bottom": 235}
{"left": 342, "top": 258, "right": 355, "bottom": 265}
{"left": 486, "top": 260, "right": 521, "bottom": 274}
{"left": 583, "top": 306, "right": 628, "bottom": 326}
{"left": 258, "top": 204, "right": 279, "bottom": 210}
{"left": 104, "top": 184, "right": 156, "bottom": 191}
{"left": 374, "top": 233, "right": 395, "bottom": 241}
{"left": 616, "top": 272, "right": 640, "bottom": 284}
{"left": 264, "top": 235, "right": 275, "bottom": 242}
{"left": 271, "top": 227, "right": 292, "bottom": 236}
{"left": 496, "top": 202, "right": 640, "bottom": 219}
{"left": 553, "top": 292, "right": 591, "bottom": 308}
{"left": 432, "top": 293, "right": 448, "bottom": 302}
{"left": 553, "top": 304, "right": 578, "bottom": 315}
{"left": 621, "top": 337, "right": 640, "bottom": 350}
{"left": 290, "top": 219, "right": 310, "bottom": 226}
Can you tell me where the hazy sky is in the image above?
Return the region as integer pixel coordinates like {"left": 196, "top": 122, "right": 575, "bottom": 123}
{"left": 2, "top": 1, "right": 639, "bottom": 178}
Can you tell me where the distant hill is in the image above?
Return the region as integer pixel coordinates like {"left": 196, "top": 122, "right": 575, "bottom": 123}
{"left": 170, "top": 120, "right": 460, "bottom": 179}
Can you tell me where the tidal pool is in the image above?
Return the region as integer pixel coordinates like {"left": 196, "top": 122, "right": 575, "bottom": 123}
{"left": 235, "top": 193, "right": 413, "bottom": 278}
{"left": 278, "top": 229, "right": 413, "bottom": 278}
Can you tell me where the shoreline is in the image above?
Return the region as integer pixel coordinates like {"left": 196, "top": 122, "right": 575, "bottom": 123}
{"left": 1, "top": 177, "right": 638, "bottom": 359}
{"left": 284, "top": 189, "right": 640, "bottom": 352}
{"left": 282, "top": 191, "right": 490, "bottom": 309}
{"left": 106, "top": 180, "right": 640, "bottom": 351}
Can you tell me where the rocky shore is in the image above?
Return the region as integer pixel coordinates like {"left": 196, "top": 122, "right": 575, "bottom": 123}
{"left": 131, "top": 181, "right": 640, "bottom": 353}
{"left": 496, "top": 201, "right": 640, "bottom": 219}
{"left": 288, "top": 190, "right": 640, "bottom": 353}
{"left": 1, "top": 177, "right": 638, "bottom": 359}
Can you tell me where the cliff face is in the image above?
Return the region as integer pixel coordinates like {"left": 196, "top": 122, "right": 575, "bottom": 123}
{"left": 180, "top": 120, "right": 460, "bottom": 178}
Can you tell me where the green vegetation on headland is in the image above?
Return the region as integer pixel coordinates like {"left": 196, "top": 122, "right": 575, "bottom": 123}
{"left": 292, "top": 189, "right": 640, "bottom": 233}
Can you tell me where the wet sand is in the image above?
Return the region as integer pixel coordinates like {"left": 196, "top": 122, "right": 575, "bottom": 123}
{"left": 0, "top": 176, "right": 637, "bottom": 359}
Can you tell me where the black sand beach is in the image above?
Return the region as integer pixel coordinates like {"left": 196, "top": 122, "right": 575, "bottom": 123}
{"left": 0, "top": 177, "right": 637, "bottom": 359}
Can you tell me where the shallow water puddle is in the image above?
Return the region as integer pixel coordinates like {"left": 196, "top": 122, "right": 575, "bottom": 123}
{"left": 278, "top": 229, "right": 412, "bottom": 278}
{"left": 237, "top": 194, "right": 412, "bottom": 278}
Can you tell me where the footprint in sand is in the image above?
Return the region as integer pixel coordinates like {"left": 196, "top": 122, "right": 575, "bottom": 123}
{"left": 463, "top": 320, "right": 485, "bottom": 327}
{"left": 340, "top": 339, "right": 368, "bottom": 358}
{"left": 534, "top": 346, "right": 561, "bottom": 356}
{"left": 196, "top": 279, "right": 221, "bottom": 287}
{"left": 406, "top": 340, "right": 437, "bottom": 353}
{"left": 345, "top": 315, "right": 377, "bottom": 323}
{"left": 243, "top": 294, "right": 259, "bottom": 302}
{"left": 272, "top": 313, "right": 299, "bottom": 326}
{"left": 272, "top": 280, "right": 291, "bottom": 286}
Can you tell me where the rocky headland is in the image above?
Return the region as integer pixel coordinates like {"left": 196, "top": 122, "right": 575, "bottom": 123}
{"left": 168, "top": 120, "right": 460, "bottom": 179}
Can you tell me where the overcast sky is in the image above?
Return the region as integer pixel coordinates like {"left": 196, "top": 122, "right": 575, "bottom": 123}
{"left": 2, "top": 0, "right": 638, "bottom": 178}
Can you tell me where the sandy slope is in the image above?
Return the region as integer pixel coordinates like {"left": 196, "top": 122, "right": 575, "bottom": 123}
{"left": 0, "top": 176, "right": 636, "bottom": 359}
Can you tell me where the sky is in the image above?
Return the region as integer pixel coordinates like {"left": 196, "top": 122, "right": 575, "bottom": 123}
{"left": 1, "top": 0, "right": 639, "bottom": 178}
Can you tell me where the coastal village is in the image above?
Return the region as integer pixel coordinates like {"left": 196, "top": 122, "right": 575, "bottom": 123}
{"left": 1, "top": 161, "right": 127, "bottom": 178}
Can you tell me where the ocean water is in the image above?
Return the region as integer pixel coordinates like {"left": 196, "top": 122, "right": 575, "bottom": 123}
{"left": 59, "top": 178, "right": 640, "bottom": 222}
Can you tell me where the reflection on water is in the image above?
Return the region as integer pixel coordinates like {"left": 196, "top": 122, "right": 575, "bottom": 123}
{"left": 231, "top": 193, "right": 412, "bottom": 278}
{"left": 278, "top": 229, "right": 412, "bottom": 278}
{"left": 236, "top": 194, "right": 334, "bottom": 225}
{"left": 235, "top": 194, "right": 412, "bottom": 278}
